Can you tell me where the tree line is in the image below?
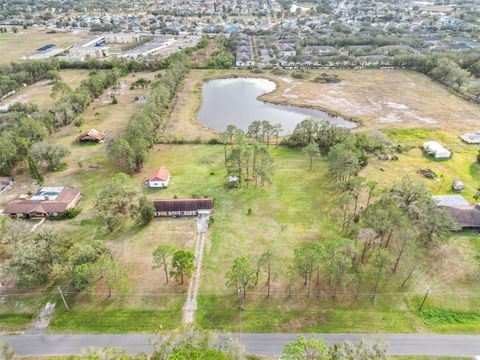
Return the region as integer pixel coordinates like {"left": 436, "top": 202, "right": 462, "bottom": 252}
{"left": 107, "top": 40, "right": 208, "bottom": 174}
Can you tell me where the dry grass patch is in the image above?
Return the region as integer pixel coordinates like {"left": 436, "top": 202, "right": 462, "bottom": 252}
{"left": 0, "top": 28, "right": 89, "bottom": 63}
{"left": 0, "top": 70, "right": 90, "bottom": 110}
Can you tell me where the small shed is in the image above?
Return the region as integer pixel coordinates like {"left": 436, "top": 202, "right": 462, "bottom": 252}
{"left": 145, "top": 168, "right": 170, "bottom": 188}
{"left": 453, "top": 180, "right": 464, "bottom": 192}
{"left": 422, "top": 141, "right": 451, "bottom": 159}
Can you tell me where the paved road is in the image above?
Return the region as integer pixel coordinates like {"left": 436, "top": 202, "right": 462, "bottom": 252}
{"left": 2, "top": 333, "right": 480, "bottom": 357}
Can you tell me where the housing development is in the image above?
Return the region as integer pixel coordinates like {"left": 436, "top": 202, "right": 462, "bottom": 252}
{"left": 0, "top": 0, "right": 480, "bottom": 358}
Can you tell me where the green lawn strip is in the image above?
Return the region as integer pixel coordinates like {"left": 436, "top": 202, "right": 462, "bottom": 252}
{"left": 50, "top": 308, "right": 181, "bottom": 333}
{"left": 0, "top": 313, "right": 34, "bottom": 332}
{"left": 196, "top": 295, "right": 423, "bottom": 333}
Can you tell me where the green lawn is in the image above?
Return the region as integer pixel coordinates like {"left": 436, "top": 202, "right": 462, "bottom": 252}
{"left": 50, "top": 308, "right": 180, "bottom": 333}
{"left": 0, "top": 313, "right": 34, "bottom": 333}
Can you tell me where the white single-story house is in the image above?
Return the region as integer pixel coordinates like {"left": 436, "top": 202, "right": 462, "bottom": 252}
{"left": 144, "top": 168, "right": 170, "bottom": 188}
{"left": 423, "top": 141, "right": 451, "bottom": 159}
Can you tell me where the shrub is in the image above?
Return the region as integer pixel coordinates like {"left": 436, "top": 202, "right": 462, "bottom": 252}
{"left": 208, "top": 138, "right": 221, "bottom": 145}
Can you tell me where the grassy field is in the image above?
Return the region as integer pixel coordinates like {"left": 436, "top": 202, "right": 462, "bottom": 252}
{"left": 0, "top": 28, "right": 89, "bottom": 63}
{"left": 0, "top": 70, "right": 90, "bottom": 110}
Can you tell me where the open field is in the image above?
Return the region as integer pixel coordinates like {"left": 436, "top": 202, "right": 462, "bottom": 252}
{"left": 0, "top": 70, "right": 90, "bottom": 110}
{"left": 362, "top": 129, "right": 480, "bottom": 201}
{"left": 0, "top": 28, "right": 89, "bottom": 64}
{"left": 171, "top": 69, "right": 480, "bottom": 139}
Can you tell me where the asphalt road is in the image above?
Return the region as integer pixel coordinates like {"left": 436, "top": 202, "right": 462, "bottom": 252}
{"left": 2, "top": 333, "right": 480, "bottom": 357}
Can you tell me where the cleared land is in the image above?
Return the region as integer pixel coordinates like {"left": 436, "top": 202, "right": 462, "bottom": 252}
{"left": 172, "top": 69, "right": 480, "bottom": 139}
{"left": 0, "top": 28, "right": 89, "bottom": 64}
{"left": 0, "top": 70, "right": 90, "bottom": 110}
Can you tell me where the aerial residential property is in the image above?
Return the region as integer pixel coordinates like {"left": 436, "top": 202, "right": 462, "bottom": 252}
{"left": 1, "top": 0, "right": 480, "bottom": 357}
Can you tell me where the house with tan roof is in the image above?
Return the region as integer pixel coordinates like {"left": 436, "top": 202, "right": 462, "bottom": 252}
{"left": 3, "top": 187, "right": 81, "bottom": 218}
{"left": 144, "top": 168, "right": 171, "bottom": 188}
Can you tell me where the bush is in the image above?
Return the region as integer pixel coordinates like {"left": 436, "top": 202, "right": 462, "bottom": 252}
{"left": 208, "top": 138, "right": 221, "bottom": 145}
{"left": 48, "top": 207, "right": 81, "bottom": 220}
{"left": 48, "top": 162, "right": 68, "bottom": 172}
{"left": 291, "top": 70, "right": 310, "bottom": 79}
{"left": 208, "top": 216, "right": 215, "bottom": 225}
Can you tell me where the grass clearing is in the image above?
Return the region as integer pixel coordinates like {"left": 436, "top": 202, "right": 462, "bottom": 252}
{"left": 172, "top": 69, "right": 480, "bottom": 140}
{"left": 0, "top": 70, "right": 91, "bottom": 110}
{"left": 0, "top": 313, "right": 34, "bottom": 332}
{"left": 50, "top": 308, "right": 180, "bottom": 333}
{"left": 0, "top": 28, "right": 89, "bottom": 64}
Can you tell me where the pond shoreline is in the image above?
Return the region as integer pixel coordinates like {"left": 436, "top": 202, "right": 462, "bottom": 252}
{"left": 196, "top": 74, "right": 358, "bottom": 134}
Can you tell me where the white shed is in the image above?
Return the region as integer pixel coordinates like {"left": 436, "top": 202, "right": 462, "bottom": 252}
{"left": 422, "top": 141, "right": 451, "bottom": 159}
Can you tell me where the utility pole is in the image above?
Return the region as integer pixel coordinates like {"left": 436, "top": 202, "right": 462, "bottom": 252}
{"left": 418, "top": 288, "right": 430, "bottom": 312}
{"left": 58, "top": 286, "right": 69, "bottom": 312}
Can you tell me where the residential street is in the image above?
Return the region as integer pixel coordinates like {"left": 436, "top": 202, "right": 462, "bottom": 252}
{"left": 2, "top": 333, "right": 480, "bottom": 357}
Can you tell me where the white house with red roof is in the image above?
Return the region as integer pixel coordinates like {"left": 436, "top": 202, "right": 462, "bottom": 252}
{"left": 144, "top": 168, "right": 171, "bottom": 188}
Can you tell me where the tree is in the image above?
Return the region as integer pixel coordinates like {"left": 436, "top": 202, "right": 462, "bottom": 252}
{"left": 30, "top": 141, "right": 70, "bottom": 171}
{"left": 28, "top": 154, "right": 43, "bottom": 185}
{"left": 333, "top": 340, "right": 388, "bottom": 359}
{"left": 293, "top": 244, "right": 319, "bottom": 297}
{"left": 327, "top": 138, "right": 361, "bottom": 187}
{"left": 153, "top": 245, "right": 175, "bottom": 284}
{"left": 151, "top": 325, "right": 242, "bottom": 360}
{"left": 257, "top": 250, "right": 276, "bottom": 298}
{"left": 226, "top": 256, "right": 255, "bottom": 301}
{"left": 370, "top": 249, "right": 391, "bottom": 303}
{"left": 170, "top": 250, "right": 195, "bottom": 285}
{"left": 5, "top": 227, "right": 64, "bottom": 285}
{"left": 107, "top": 138, "right": 136, "bottom": 174}
{"left": 0, "top": 341, "right": 17, "bottom": 360}
{"left": 90, "top": 255, "right": 127, "bottom": 299}
{"left": 1, "top": 219, "right": 30, "bottom": 244}
{"left": 302, "top": 142, "right": 320, "bottom": 171}
{"left": 0, "top": 137, "right": 18, "bottom": 176}
{"left": 288, "top": 118, "right": 321, "bottom": 147}
{"left": 281, "top": 336, "right": 330, "bottom": 360}
{"left": 132, "top": 195, "right": 155, "bottom": 226}
{"left": 95, "top": 173, "right": 137, "bottom": 232}
{"left": 47, "top": 70, "right": 61, "bottom": 82}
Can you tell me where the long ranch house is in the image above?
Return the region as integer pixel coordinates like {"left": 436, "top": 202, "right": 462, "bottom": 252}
{"left": 153, "top": 198, "right": 214, "bottom": 217}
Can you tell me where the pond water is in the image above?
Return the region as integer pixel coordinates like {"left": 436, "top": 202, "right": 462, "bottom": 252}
{"left": 196, "top": 78, "right": 356, "bottom": 134}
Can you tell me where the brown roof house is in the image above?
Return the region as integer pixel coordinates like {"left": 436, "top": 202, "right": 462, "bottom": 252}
{"left": 145, "top": 168, "right": 171, "bottom": 188}
{"left": 76, "top": 129, "right": 107, "bottom": 143}
{"left": 3, "top": 186, "right": 81, "bottom": 218}
{"left": 433, "top": 195, "right": 480, "bottom": 229}
{"left": 153, "top": 198, "right": 213, "bottom": 217}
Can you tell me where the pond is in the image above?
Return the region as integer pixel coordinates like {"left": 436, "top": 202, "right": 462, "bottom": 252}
{"left": 196, "top": 77, "right": 356, "bottom": 134}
